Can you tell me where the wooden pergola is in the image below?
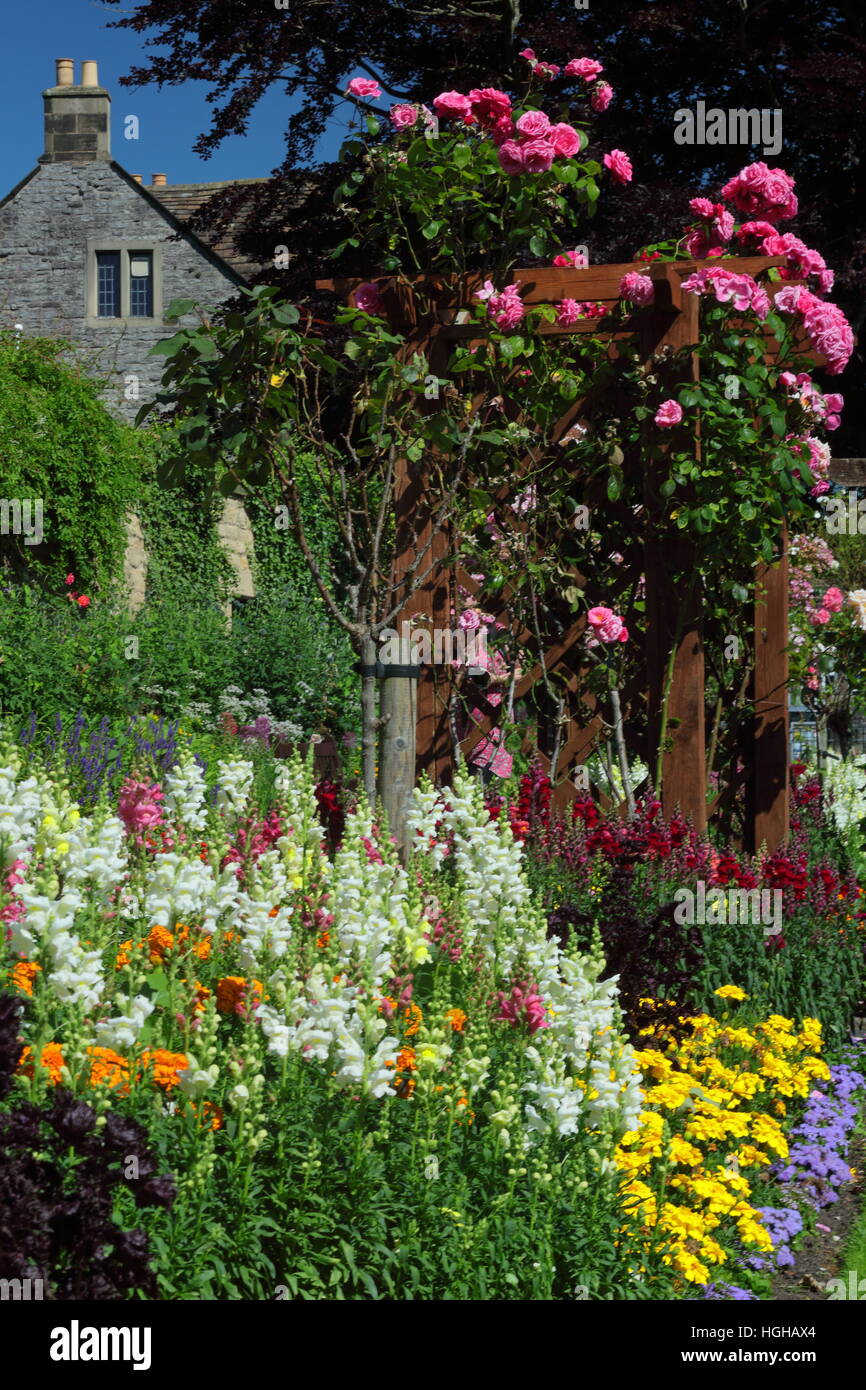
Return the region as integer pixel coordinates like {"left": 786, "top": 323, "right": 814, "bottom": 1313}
{"left": 320, "top": 261, "right": 859, "bottom": 852}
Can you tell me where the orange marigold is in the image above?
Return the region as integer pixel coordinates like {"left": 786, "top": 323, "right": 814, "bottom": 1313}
{"left": 316, "top": 930, "right": 331, "bottom": 949}
{"left": 215, "top": 976, "right": 263, "bottom": 1015}
{"left": 147, "top": 924, "right": 175, "bottom": 963}
{"left": 445, "top": 1008, "right": 468, "bottom": 1033}
{"left": 11, "top": 961, "right": 41, "bottom": 997}
{"left": 396, "top": 1046, "right": 417, "bottom": 1072}
{"left": 18, "top": 1042, "right": 65, "bottom": 1085}
{"left": 88, "top": 1046, "right": 130, "bottom": 1090}
{"left": 192, "top": 981, "right": 212, "bottom": 1014}
{"left": 403, "top": 1002, "right": 423, "bottom": 1036}
{"left": 140, "top": 1048, "right": 188, "bottom": 1090}
{"left": 115, "top": 939, "right": 135, "bottom": 971}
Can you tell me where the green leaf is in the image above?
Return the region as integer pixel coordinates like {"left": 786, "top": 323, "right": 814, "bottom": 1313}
{"left": 739, "top": 501, "right": 757, "bottom": 521}
{"left": 453, "top": 142, "right": 472, "bottom": 169}
{"left": 165, "top": 298, "right": 197, "bottom": 321}
{"left": 769, "top": 412, "right": 787, "bottom": 437}
{"left": 422, "top": 221, "right": 443, "bottom": 240}
{"left": 529, "top": 234, "right": 547, "bottom": 258}
{"left": 149, "top": 332, "right": 190, "bottom": 358}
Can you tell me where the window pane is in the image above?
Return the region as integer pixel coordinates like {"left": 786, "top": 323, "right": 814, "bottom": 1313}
{"left": 96, "top": 252, "right": 120, "bottom": 318}
{"left": 129, "top": 251, "right": 153, "bottom": 317}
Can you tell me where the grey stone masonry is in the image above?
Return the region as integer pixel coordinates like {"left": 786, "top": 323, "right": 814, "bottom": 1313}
{"left": 0, "top": 160, "right": 244, "bottom": 420}
{"left": 41, "top": 82, "right": 112, "bottom": 164}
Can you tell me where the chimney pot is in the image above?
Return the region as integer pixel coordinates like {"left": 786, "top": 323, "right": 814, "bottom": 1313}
{"left": 80, "top": 60, "right": 99, "bottom": 88}
{"left": 151, "top": 173, "right": 167, "bottom": 187}
{"left": 55, "top": 59, "right": 74, "bottom": 88}
{"left": 131, "top": 174, "right": 143, "bottom": 184}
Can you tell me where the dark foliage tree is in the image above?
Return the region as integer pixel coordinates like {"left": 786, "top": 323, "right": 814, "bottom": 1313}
{"left": 105, "top": 0, "right": 865, "bottom": 449}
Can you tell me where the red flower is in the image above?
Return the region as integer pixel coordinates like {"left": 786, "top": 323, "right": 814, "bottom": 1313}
{"left": 77, "top": 594, "right": 90, "bottom": 608}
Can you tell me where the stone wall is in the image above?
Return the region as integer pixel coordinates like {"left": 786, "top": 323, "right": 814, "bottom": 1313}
{"left": 0, "top": 161, "right": 242, "bottom": 421}
{"left": 121, "top": 500, "right": 256, "bottom": 614}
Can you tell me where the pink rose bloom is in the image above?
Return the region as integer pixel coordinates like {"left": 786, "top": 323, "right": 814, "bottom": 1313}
{"left": 468, "top": 87, "right": 512, "bottom": 127}
{"left": 65, "top": 573, "right": 75, "bottom": 585}
{"left": 346, "top": 77, "right": 381, "bottom": 100}
{"left": 779, "top": 370, "right": 798, "bottom": 389}
{"left": 515, "top": 109, "right": 551, "bottom": 139}
{"left": 824, "top": 393, "right": 844, "bottom": 414}
{"left": 682, "top": 266, "right": 768, "bottom": 318}
{"left": 354, "top": 282, "right": 384, "bottom": 315}
{"left": 553, "top": 249, "right": 589, "bottom": 268}
{"left": 518, "top": 48, "right": 536, "bottom": 60}
{"left": 721, "top": 162, "right": 798, "bottom": 222}
{"left": 520, "top": 138, "right": 556, "bottom": 172}
{"left": 822, "top": 587, "right": 845, "bottom": 613}
{"left": 389, "top": 104, "right": 418, "bottom": 129}
{"left": 591, "top": 82, "right": 613, "bottom": 112}
{"left": 587, "top": 605, "right": 626, "bottom": 642}
{"left": 490, "top": 113, "right": 516, "bottom": 146}
{"left": 458, "top": 607, "right": 482, "bottom": 630}
{"left": 689, "top": 196, "right": 716, "bottom": 218}
{"left": 564, "top": 57, "right": 604, "bottom": 81}
{"left": 736, "top": 219, "right": 778, "bottom": 247}
{"left": 548, "top": 122, "right": 582, "bottom": 158}
{"left": 773, "top": 284, "right": 812, "bottom": 315}
{"left": 604, "top": 149, "right": 632, "bottom": 184}
{"left": 683, "top": 228, "right": 712, "bottom": 259}
{"left": 433, "top": 90, "right": 472, "bottom": 120}
{"left": 77, "top": 594, "right": 91, "bottom": 608}
{"left": 802, "top": 299, "right": 854, "bottom": 375}
{"left": 487, "top": 284, "right": 525, "bottom": 330}
{"left": 498, "top": 140, "right": 526, "bottom": 175}
{"left": 118, "top": 779, "right": 165, "bottom": 838}
{"left": 810, "top": 608, "right": 832, "bottom": 626}
{"left": 535, "top": 63, "right": 560, "bottom": 81}
{"left": 654, "top": 399, "right": 683, "bottom": 427}
{"left": 619, "top": 271, "right": 655, "bottom": 306}
{"left": 556, "top": 299, "right": 583, "bottom": 327}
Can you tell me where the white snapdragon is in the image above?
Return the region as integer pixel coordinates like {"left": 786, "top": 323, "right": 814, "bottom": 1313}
{"left": 92, "top": 994, "right": 155, "bottom": 1050}
{"left": 163, "top": 751, "right": 209, "bottom": 832}
{"left": 215, "top": 757, "right": 254, "bottom": 820}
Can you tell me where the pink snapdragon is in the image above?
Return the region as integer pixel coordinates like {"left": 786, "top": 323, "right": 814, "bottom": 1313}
{"left": 619, "top": 271, "right": 655, "bottom": 306}
{"left": 494, "top": 980, "right": 549, "bottom": 1033}
{"left": 346, "top": 77, "right": 382, "bottom": 100}
{"left": 721, "top": 162, "right": 798, "bottom": 223}
{"left": 603, "top": 149, "right": 632, "bottom": 184}
{"left": 118, "top": 779, "right": 165, "bottom": 838}
{"left": 654, "top": 399, "right": 683, "bottom": 428}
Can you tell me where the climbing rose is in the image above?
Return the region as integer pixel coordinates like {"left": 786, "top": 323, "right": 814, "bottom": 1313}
{"left": 520, "top": 138, "right": 556, "bottom": 173}
{"left": 587, "top": 605, "right": 628, "bottom": 643}
{"left": 548, "top": 122, "right": 582, "bottom": 157}
{"left": 515, "top": 109, "right": 551, "bottom": 138}
{"left": 654, "top": 400, "right": 683, "bottom": 427}
{"left": 346, "top": 77, "right": 381, "bottom": 100}
{"left": 468, "top": 87, "right": 512, "bottom": 126}
{"left": 591, "top": 82, "right": 613, "bottom": 112}
{"left": 619, "top": 272, "right": 655, "bottom": 306}
{"left": 433, "top": 90, "right": 472, "bottom": 119}
{"left": 477, "top": 282, "right": 525, "bottom": 331}
{"left": 822, "top": 587, "right": 845, "bottom": 613}
{"left": 389, "top": 104, "right": 418, "bottom": 129}
{"left": 720, "top": 162, "right": 798, "bottom": 223}
{"left": 354, "top": 282, "right": 384, "bottom": 315}
{"left": 565, "top": 57, "right": 604, "bottom": 80}
{"left": 553, "top": 249, "right": 588, "bottom": 268}
{"left": 604, "top": 149, "right": 632, "bottom": 184}
{"left": 556, "top": 299, "right": 584, "bottom": 327}
{"left": 498, "top": 141, "right": 526, "bottom": 174}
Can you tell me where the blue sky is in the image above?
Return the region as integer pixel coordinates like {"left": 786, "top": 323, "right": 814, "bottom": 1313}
{"left": 2, "top": 0, "right": 344, "bottom": 194}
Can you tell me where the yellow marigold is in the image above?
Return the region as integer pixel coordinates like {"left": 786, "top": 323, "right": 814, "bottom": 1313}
{"left": 734, "top": 1143, "right": 772, "bottom": 1168}
{"left": 669, "top": 1248, "right": 711, "bottom": 1284}
{"left": 147, "top": 924, "right": 175, "bottom": 963}
{"left": 750, "top": 1114, "right": 788, "bottom": 1158}
{"left": 737, "top": 1215, "right": 773, "bottom": 1252}
{"left": 698, "top": 1236, "right": 727, "bottom": 1265}
{"left": 633, "top": 1048, "right": 674, "bottom": 1080}
{"left": 10, "top": 960, "right": 40, "bottom": 997}
{"left": 445, "top": 1008, "right": 468, "bottom": 1033}
{"left": 140, "top": 1048, "right": 188, "bottom": 1090}
{"left": 668, "top": 1135, "right": 704, "bottom": 1167}
{"left": 714, "top": 985, "right": 747, "bottom": 1002}
{"left": 660, "top": 1203, "right": 709, "bottom": 1241}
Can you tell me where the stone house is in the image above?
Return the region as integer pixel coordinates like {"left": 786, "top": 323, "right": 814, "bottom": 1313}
{"left": 0, "top": 59, "right": 265, "bottom": 608}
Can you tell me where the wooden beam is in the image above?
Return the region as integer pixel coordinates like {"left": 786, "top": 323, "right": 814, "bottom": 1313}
{"left": 829, "top": 459, "right": 866, "bottom": 487}
{"left": 748, "top": 527, "right": 790, "bottom": 853}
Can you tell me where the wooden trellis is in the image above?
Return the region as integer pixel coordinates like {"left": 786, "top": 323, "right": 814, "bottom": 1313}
{"left": 319, "top": 259, "right": 848, "bottom": 852}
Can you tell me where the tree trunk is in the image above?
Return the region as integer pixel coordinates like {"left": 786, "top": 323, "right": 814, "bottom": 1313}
{"left": 360, "top": 635, "right": 378, "bottom": 807}
{"left": 377, "top": 634, "right": 419, "bottom": 857}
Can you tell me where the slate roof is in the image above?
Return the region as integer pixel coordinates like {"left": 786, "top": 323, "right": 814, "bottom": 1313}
{"left": 148, "top": 178, "right": 269, "bottom": 281}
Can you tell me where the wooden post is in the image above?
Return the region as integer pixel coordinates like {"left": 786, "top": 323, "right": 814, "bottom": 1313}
{"left": 748, "top": 526, "right": 790, "bottom": 852}
{"left": 643, "top": 267, "right": 707, "bottom": 830}
{"left": 377, "top": 634, "right": 420, "bottom": 855}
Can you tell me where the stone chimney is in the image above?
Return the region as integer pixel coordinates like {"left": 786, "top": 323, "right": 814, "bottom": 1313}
{"left": 40, "top": 58, "right": 111, "bottom": 164}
